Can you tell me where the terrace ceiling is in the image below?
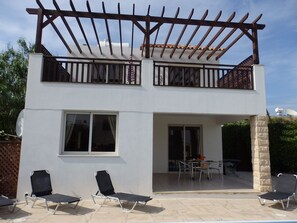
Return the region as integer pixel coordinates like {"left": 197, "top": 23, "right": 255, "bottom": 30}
{"left": 27, "top": 0, "right": 265, "bottom": 64}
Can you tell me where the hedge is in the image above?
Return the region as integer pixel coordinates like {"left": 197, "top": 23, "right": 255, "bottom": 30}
{"left": 222, "top": 117, "right": 297, "bottom": 174}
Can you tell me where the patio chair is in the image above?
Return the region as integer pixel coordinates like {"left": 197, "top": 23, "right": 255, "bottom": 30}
{"left": 191, "top": 161, "right": 206, "bottom": 182}
{"left": 25, "top": 170, "right": 80, "bottom": 214}
{"left": 178, "top": 161, "right": 192, "bottom": 180}
{"left": 223, "top": 159, "right": 240, "bottom": 177}
{"left": 208, "top": 161, "right": 223, "bottom": 179}
{"left": 0, "top": 195, "right": 16, "bottom": 212}
{"left": 258, "top": 173, "right": 297, "bottom": 209}
{"left": 91, "top": 170, "right": 152, "bottom": 212}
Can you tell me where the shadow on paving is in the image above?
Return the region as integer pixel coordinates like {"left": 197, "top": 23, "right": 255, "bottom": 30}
{"left": 0, "top": 207, "right": 31, "bottom": 221}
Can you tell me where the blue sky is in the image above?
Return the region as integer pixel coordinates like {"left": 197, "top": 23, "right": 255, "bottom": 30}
{"left": 1, "top": 0, "right": 296, "bottom": 116}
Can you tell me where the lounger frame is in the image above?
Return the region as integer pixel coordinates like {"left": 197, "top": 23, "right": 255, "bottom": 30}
{"left": 0, "top": 195, "right": 17, "bottom": 212}
{"left": 91, "top": 170, "right": 152, "bottom": 212}
{"left": 258, "top": 173, "right": 297, "bottom": 209}
{"left": 25, "top": 170, "right": 80, "bottom": 214}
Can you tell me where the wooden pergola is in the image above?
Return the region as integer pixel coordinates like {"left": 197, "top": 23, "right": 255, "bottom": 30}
{"left": 27, "top": 0, "right": 265, "bottom": 64}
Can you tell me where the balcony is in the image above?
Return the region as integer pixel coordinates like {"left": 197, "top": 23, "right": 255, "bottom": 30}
{"left": 42, "top": 55, "right": 253, "bottom": 90}
{"left": 154, "top": 61, "right": 253, "bottom": 90}
{"left": 42, "top": 55, "right": 141, "bottom": 85}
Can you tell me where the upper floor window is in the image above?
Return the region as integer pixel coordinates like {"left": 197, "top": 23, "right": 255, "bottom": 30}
{"left": 63, "top": 112, "right": 117, "bottom": 154}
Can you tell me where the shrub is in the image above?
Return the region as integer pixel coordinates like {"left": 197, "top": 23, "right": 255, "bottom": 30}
{"left": 222, "top": 117, "right": 297, "bottom": 173}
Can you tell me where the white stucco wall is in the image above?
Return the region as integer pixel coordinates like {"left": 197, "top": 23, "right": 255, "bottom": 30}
{"left": 24, "top": 55, "right": 266, "bottom": 116}
{"left": 18, "top": 109, "right": 153, "bottom": 199}
{"left": 17, "top": 53, "right": 266, "bottom": 199}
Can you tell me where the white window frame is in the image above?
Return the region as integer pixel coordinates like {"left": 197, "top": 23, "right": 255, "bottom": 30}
{"left": 61, "top": 111, "right": 119, "bottom": 156}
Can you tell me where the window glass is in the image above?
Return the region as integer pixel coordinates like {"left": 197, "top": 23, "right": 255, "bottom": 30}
{"left": 64, "top": 114, "right": 90, "bottom": 152}
{"left": 91, "top": 115, "right": 116, "bottom": 152}
{"left": 63, "top": 113, "right": 117, "bottom": 153}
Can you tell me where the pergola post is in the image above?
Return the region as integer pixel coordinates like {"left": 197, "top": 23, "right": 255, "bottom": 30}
{"left": 252, "top": 28, "right": 260, "bottom": 64}
{"left": 145, "top": 15, "right": 150, "bottom": 58}
{"left": 35, "top": 8, "right": 44, "bottom": 53}
{"left": 250, "top": 115, "right": 272, "bottom": 192}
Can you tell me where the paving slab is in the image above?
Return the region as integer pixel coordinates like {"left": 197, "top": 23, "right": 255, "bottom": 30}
{"left": 1, "top": 194, "right": 297, "bottom": 223}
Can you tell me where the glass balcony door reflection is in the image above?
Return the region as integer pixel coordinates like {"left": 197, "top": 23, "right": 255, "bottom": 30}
{"left": 168, "top": 126, "right": 201, "bottom": 171}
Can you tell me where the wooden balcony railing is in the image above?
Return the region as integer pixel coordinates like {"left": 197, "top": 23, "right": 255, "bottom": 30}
{"left": 41, "top": 55, "right": 253, "bottom": 90}
{"left": 154, "top": 61, "right": 254, "bottom": 90}
{"left": 42, "top": 56, "right": 141, "bottom": 85}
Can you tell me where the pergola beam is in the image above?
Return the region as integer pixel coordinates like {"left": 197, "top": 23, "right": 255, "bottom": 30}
{"left": 35, "top": 0, "right": 72, "bottom": 53}
{"left": 189, "top": 11, "right": 222, "bottom": 59}
{"left": 206, "top": 13, "right": 249, "bottom": 60}
{"left": 170, "top": 8, "right": 194, "bottom": 58}
{"left": 27, "top": 1, "right": 265, "bottom": 63}
{"left": 52, "top": 0, "right": 82, "bottom": 53}
{"left": 160, "top": 7, "right": 180, "bottom": 58}
{"left": 70, "top": 0, "right": 92, "bottom": 54}
{"left": 197, "top": 12, "right": 235, "bottom": 59}
{"left": 179, "top": 10, "right": 208, "bottom": 59}
{"left": 86, "top": 0, "right": 102, "bottom": 54}
{"left": 151, "top": 7, "right": 165, "bottom": 57}
{"left": 26, "top": 8, "right": 265, "bottom": 30}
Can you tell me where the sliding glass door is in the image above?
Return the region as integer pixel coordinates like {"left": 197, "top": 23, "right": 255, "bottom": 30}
{"left": 168, "top": 126, "right": 202, "bottom": 171}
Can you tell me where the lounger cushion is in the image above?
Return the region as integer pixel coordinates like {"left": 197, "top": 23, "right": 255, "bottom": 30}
{"left": 0, "top": 196, "right": 14, "bottom": 207}
{"left": 95, "top": 171, "right": 115, "bottom": 196}
{"left": 259, "top": 192, "right": 292, "bottom": 201}
{"left": 31, "top": 170, "right": 53, "bottom": 196}
{"left": 41, "top": 193, "right": 80, "bottom": 204}
{"left": 110, "top": 193, "right": 152, "bottom": 203}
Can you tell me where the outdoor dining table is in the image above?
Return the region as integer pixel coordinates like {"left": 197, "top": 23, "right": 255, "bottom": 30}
{"left": 187, "top": 160, "right": 212, "bottom": 181}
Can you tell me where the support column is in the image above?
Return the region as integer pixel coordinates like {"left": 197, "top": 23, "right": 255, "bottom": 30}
{"left": 250, "top": 115, "right": 272, "bottom": 192}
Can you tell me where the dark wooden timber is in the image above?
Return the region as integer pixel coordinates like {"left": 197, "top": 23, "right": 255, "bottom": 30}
{"left": 189, "top": 11, "right": 222, "bottom": 59}
{"left": 53, "top": 0, "right": 82, "bottom": 53}
{"left": 26, "top": 8, "right": 265, "bottom": 29}
{"left": 41, "top": 54, "right": 253, "bottom": 90}
{"left": 118, "top": 3, "right": 123, "bottom": 56}
{"left": 197, "top": 12, "right": 235, "bottom": 59}
{"left": 151, "top": 6, "right": 165, "bottom": 57}
{"left": 42, "top": 55, "right": 142, "bottom": 85}
{"left": 86, "top": 0, "right": 102, "bottom": 54}
{"left": 130, "top": 4, "right": 135, "bottom": 57}
{"left": 216, "top": 14, "right": 262, "bottom": 61}
{"left": 141, "top": 5, "right": 150, "bottom": 57}
{"left": 70, "top": 0, "right": 92, "bottom": 54}
{"left": 36, "top": 0, "right": 71, "bottom": 53}
{"left": 34, "top": 8, "right": 43, "bottom": 53}
{"left": 170, "top": 8, "right": 194, "bottom": 58}
{"left": 160, "top": 7, "right": 180, "bottom": 58}
{"left": 206, "top": 13, "right": 249, "bottom": 60}
{"left": 179, "top": 10, "right": 208, "bottom": 59}
{"left": 102, "top": 2, "right": 113, "bottom": 55}
{"left": 154, "top": 59, "right": 253, "bottom": 89}
{"left": 27, "top": 1, "right": 265, "bottom": 63}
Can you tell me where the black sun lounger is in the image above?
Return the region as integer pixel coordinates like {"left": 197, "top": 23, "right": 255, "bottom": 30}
{"left": 25, "top": 170, "right": 80, "bottom": 214}
{"left": 91, "top": 170, "right": 152, "bottom": 212}
{"left": 0, "top": 195, "right": 16, "bottom": 212}
{"left": 258, "top": 173, "right": 297, "bottom": 209}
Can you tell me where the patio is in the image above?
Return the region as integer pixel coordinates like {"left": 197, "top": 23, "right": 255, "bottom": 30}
{"left": 153, "top": 171, "right": 255, "bottom": 194}
{"left": 2, "top": 172, "right": 297, "bottom": 223}
{"left": 1, "top": 181, "right": 297, "bottom": 223}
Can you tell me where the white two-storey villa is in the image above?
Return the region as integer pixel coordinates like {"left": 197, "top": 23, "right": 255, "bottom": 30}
{"left": 17, "top": 1, "right": 271, "bottom": 199}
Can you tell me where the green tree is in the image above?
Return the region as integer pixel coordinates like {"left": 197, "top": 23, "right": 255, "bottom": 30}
{"left": 0, "top": 38, "right": 34, "bottom": 137}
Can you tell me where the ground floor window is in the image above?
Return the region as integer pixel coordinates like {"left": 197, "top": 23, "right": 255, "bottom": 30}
{"left": 63, "top": 112, "right": 117, "bottom": 154}
{"left": 168, "top": 125, "right": 202, "bottom": 171}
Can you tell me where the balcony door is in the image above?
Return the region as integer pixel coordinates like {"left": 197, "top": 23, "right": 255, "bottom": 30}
{"left": 168, "top": 126, "right": 202, "bottom": 171}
